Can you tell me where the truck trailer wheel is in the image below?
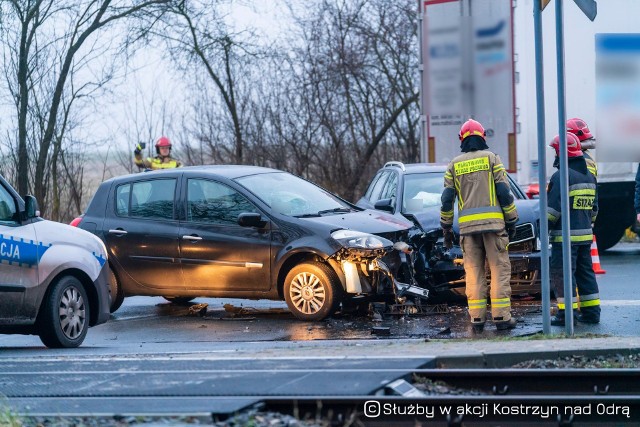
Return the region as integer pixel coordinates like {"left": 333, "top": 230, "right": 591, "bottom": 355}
{"left": 594, "top": 225, "right": 625, "bottom": 252}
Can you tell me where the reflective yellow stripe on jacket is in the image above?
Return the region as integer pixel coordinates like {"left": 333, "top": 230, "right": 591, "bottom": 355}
{"left": 458, "top": 206, "right": 504, "bottom": 224}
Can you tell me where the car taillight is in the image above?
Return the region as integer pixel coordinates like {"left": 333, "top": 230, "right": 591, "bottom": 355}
{"left": 526, "top": 184, "right": 540, "bottom": 199}
{"left": 70, "top": 216, "right": 83, "bottom": 227}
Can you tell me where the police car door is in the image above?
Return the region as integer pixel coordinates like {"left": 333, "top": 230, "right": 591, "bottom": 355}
{"left": 0, "top": 182, "right": 37, "bottom": 321}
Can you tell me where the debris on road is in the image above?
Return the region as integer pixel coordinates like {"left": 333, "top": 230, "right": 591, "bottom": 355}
{"left": 188, "top": 303, "right": 208, "bottom": 317}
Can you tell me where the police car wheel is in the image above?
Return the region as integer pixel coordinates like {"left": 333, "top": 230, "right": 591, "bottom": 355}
{"left": 38, "top": 276, "right": 89, "bottom": 348}
{"left": 284, "top": 261, "right": 342, "bottom": 321}
{"left": 108, "top": 267, "right": 125, "bottom": 313}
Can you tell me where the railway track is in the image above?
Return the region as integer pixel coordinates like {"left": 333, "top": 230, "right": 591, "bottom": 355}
{"left": 1, "top": 358, "right": 639, "bottom": 425}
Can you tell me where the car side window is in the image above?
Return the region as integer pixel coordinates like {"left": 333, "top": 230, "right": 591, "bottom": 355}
{"left": 0, "top": 184, "right": 17, "bottom": 225}
{"left": 367, "top": 171, "right": 390, "bottom": 202}
{"left": 187, "top": 179, "right": 259, "bottom": 225}
{"left": 127, "top": 179, "right": 176, "bottom": 220}
{"left": 380, "top": 172, "right": 398, "bottom": 201}
{"left": 115, "top": 184, "right": 130, "bottom": 216}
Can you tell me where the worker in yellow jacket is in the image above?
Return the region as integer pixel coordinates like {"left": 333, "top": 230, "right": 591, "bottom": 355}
{"left": 134, "top": 136, "right": 182, "bottom": 170}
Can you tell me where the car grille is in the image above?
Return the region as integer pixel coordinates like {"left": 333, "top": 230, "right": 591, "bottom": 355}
{"left": 511, "top": 222, "right": 535, "bottom": 244}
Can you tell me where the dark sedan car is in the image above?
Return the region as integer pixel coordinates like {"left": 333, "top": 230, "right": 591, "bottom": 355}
{"left": 73, "top": 166, "right": 425, "bottom": 321}
{"left": 356, "top": 162, "right": 542, "bottom": 297}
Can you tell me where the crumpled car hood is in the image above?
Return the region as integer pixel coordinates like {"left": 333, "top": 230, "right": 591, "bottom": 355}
{"left": 303, "top": 209, "right": 414, "bottom": 235}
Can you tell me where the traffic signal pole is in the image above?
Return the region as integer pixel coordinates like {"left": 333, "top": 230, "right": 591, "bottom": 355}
{"left": 555, "top": 0, "right": 575, "bottom": 335}
{"left": 533, "top": 0, "right": 551, "bottom": 335}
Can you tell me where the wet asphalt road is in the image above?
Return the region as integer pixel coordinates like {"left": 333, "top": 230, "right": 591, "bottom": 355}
{"left": 0, "top": 242, "right": 639, "bottom": 355}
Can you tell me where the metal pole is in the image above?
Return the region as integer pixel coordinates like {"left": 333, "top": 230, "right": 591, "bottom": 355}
{"left": 418, "top": 0, "right": 426, "bottom": 163}
{"left": 555, "top": 0, "right": 574, "bottom": 335}
{"left": 534, "top": 0, "right": 551, "bottom": 335}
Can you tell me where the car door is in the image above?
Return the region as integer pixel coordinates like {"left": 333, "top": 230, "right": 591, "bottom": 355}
{"left": 179, "top": 178, "right": 271, "bottom": 292}
{"left": 0, "top": 183, "right": 37, "bottom": 321}
{"left": 102, "top": 177, "right": 183, "bottom": 291}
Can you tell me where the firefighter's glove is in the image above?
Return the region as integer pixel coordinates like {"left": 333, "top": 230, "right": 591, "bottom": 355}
{"left": 134, "top": 144, "right": 142, "bottom": 155}
{"left": 506, "top": 222, "right": 517, "bottom": 241}
{"left": 443, "top": 228, "right": 454, "bottom": 249}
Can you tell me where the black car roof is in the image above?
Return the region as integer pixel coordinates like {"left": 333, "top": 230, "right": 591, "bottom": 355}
{"left": 382, "top": 162, "right": 448, "bottom": 174}
{"left": 104, "top": 165, "right": 283, "bottom": 184}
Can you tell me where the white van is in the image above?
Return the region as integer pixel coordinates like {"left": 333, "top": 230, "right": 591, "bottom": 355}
{"left": 0, "top": 174, "right": 110, "bottom": 348}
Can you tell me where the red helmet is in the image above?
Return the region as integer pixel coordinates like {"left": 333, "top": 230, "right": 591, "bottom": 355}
{"left": 458, "top": 119, "right": 486, "bottom": 141}
{"left": 550, "top": 133, "right": 583, "bottom": 158}
{"left": 566, "top": 117, "right": 595, "bottom": 149}
{"left": 155, "top": 136, "right": 172, "bottom": 148}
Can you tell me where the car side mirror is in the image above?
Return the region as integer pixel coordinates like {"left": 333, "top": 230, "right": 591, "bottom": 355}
{"left": 23, "top": 195, "right": 40, "bottom": 219}
{"left": 238, "top": 212, "right": 267, "bottom": 228}
{"left": 374, "top": 198, "right": 394, "bottom": 213}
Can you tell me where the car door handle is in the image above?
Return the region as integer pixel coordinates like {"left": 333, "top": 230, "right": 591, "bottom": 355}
{"left": 108, "top": 229, "right": 128, "bottom": 236}
{"left": 182, "top": 235, "right": 202, "bottom": 241}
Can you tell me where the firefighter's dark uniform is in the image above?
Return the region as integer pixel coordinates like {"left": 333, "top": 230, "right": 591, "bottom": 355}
{"left": 547, "top": 156, "right": 600, "bottom": 324}
{"left": 134, "top": 154, "right": 182, "bottom": 170}
{"left": 441, "top": 135, "right": 518, "bottom": 329}
{"left": 584, "top": 151, "right": 597, "bottom": 178}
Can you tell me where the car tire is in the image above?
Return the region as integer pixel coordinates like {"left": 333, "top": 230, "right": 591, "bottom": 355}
{"left": 108, "top": 267, "right": 125, "bottom": 313}
{"left": 284, "top": 261, "right": 342, "bottom": 321}
{"left": 163, "top": 296, "right": 195, "bottom": 305}
{"left": 38, "top": 276, "right": 89, "bottom": 348}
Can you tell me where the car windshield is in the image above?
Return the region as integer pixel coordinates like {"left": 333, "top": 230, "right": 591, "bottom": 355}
{"left": 402, "top": 172, "right": 445, "bottom": 213}
{"left": 235, "top": 172, "right": 351, "bottom": 217}
{"left": 401, "top": 171, "right": 524, "bottom": 214}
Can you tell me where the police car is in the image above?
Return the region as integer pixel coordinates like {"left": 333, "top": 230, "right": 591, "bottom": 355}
{"left": 0, "top": 174, "right": 110, "bottom": 348}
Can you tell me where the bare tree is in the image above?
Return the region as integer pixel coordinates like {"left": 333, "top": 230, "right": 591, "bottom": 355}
{"left": 270, "top": 0, "right": 419, "bottom": 200}
{"left": 0, "top": 0, "right": 170, "bottom": 216}
{"left": 154, "top": 0, "right": 269, "bottom": 165}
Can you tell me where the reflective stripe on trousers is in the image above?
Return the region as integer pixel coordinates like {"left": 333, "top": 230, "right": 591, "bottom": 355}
{"left": 460, "top": 232, "right": 512, "bottom": 323}
{"left": 551, "top": 243, "right": 601, "bottom": 318}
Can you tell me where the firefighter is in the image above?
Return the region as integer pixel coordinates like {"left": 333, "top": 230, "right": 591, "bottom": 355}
{"left": 440, "top": 119, "right": 519, "bottom": 331}
{"left": 134, "top": 136, "right": 183, "bottom": 170}
{"left": 567, "top": 117, "right": 597, "bottom": 178}
{"left": 547, "top": 133, "right": 600, "bottom": 325}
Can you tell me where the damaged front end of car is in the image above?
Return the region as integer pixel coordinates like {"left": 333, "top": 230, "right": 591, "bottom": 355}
{"left": 327, "top": 230, "right": 430, "bottom": 309}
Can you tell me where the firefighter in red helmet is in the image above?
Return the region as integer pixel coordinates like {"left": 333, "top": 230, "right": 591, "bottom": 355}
{"left": 134, "top": 136, "right": 183, "bottom": 170}
{"left": 440, "top": 119, "right": 519, "bottom": 332}
{"left": 547, "top": 133, "right": 601, "bottom": 325}
{"left": 567, "top": 117, "right": 597, "bottom": 177}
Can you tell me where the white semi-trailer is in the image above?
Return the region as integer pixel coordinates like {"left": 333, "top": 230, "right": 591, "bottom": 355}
{"left": 420, "top": 0, "right": 638, "bottom": 250}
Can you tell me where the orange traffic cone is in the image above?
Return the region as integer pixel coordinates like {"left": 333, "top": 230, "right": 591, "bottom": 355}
{"left": 591, "top": 236, "right": 606, "bottom": 274}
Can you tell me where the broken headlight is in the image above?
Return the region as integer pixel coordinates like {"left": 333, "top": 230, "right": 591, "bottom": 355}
{"left": 331, "top": 230, "right": 393, "bottom": 250}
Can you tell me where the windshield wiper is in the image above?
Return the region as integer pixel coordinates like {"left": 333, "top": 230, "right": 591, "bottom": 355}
{"left": 316, "top": 207, "right": 353, "bottom": 215}
{"left": 293, "top": 213, "right": 322, "bottom": 218}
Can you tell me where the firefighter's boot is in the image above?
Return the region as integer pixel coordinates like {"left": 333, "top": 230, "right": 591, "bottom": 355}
{"left": 471, "top": 322, "right": 485, "bottom": 333}
{"left": 495, "top": 318, "right": 517, "bottom": 331}
{"left": 576, "top": 311, "right": 600, "bottom": 324}
{"left": 551, "top": 310, "right": 578, "bottom": 326}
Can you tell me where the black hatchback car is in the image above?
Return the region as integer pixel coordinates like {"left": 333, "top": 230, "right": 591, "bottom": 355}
{"left": 356, "top": 162, "right": 542, "bottom": 296}
{"left": 74, "top": 166, "right": 419, "bottom": 321}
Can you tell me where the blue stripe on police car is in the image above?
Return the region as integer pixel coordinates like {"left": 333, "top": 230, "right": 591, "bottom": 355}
{"left": 0, "top": 234, "right": 51, "bottom": 267}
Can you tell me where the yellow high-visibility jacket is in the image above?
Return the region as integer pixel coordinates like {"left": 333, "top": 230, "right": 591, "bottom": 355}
{"left": 441, "top": 150, "right": 518, "bottom": 235}
{"left": 134, "top": 154, "right": 182, "bottom": 170}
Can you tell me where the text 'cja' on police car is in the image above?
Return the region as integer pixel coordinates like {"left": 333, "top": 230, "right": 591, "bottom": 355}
{"left": 0, "top": 174, "right": 110, "bottom": 348}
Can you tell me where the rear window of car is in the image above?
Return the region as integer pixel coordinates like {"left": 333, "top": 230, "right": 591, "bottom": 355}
{"left": 115, "top": 179, "right": 176, "bottom": 220}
